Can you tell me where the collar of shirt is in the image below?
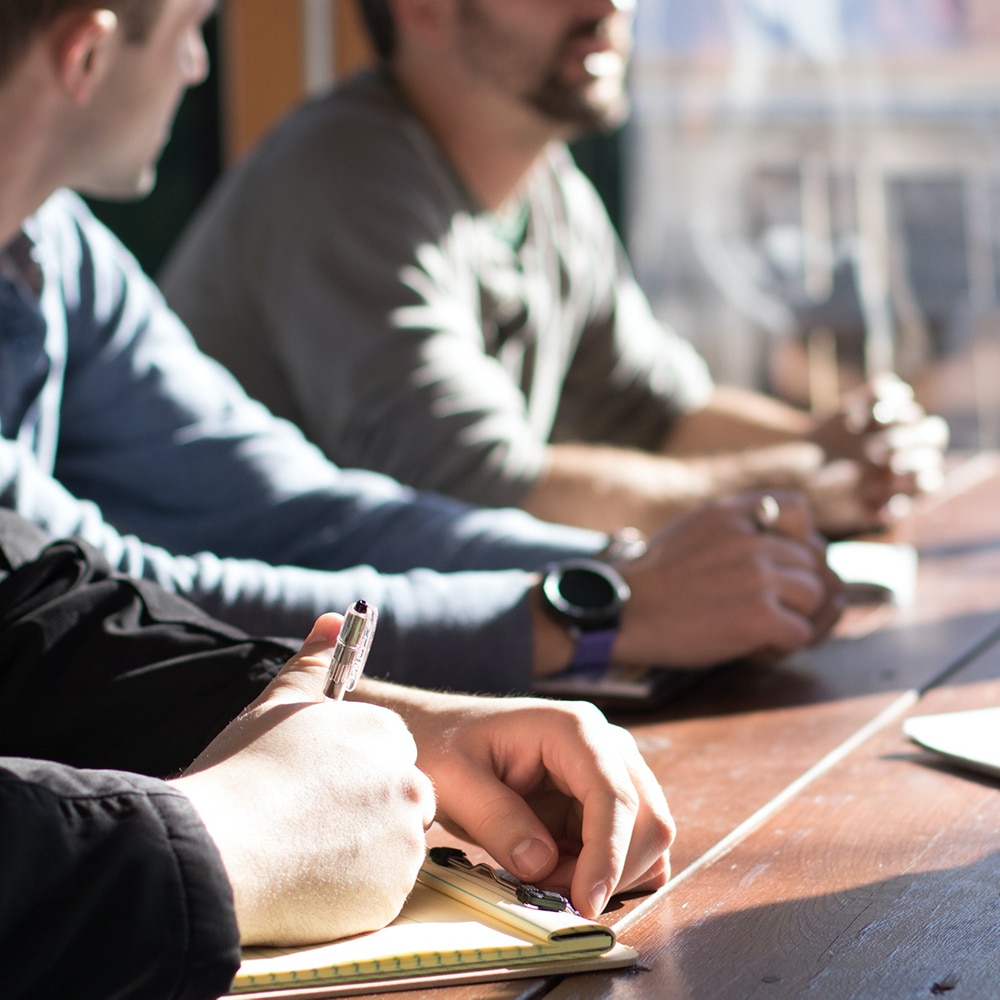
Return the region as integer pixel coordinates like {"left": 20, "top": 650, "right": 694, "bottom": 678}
{"left": 0, "top": 231, "right": 43, "bottom": 300}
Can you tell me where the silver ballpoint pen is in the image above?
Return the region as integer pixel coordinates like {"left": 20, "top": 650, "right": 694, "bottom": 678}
{"left": 325, "top": 599, "right": 378, "bottom": 700}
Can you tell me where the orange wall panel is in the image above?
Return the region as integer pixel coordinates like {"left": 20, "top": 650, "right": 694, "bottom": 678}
{"left": 220, "top": 0, "right": 374, "bottom": 163}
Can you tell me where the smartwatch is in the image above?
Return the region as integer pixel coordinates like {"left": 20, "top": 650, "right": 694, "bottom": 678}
{"left": 540, "top": 558, "right": 631, "bottom": 670}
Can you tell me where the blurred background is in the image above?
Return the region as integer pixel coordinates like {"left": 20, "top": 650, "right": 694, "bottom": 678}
{"left": 628, "top": 0, "right": 1000, "bottom": 450}
{"left": 96, "top": 0, "right": 1000, "bottom": 451}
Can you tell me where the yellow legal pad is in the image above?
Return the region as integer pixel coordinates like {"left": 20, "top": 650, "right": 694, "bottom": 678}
{"left": 227, "top": 850, "right": 637, "bottom": 997}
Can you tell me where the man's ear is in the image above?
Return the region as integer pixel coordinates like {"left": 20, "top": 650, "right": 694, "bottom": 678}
{"left": 51, "top": 8, "right": 119, "bottom": 104}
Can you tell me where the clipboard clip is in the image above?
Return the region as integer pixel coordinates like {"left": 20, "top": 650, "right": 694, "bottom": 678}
{"left": 429, "top": 846, "right": 577, "bottom": 914}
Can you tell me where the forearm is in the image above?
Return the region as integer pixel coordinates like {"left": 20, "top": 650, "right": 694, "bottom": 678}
{"left": 664, "top": 385, "right": 816, "bottom": 456}
{"left": 521, "top": 443, "right": 709, "bottom": 533}
{"left": 182, "top": 560, "right": 546, "bottom": 694}
{"left": 520, "top": 439, "right": 823, "bottom": 536}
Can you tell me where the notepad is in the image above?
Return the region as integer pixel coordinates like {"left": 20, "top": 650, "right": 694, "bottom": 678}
{"left": 904, "top": 706, "right": 1000, "bottom": 779}
{"left": 227, "top": 850, "right": 637, "bottom": 998}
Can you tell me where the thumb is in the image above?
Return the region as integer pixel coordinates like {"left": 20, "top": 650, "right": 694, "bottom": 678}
{"left": 266, "top": 612, "right": 344, "bottom": 704}
{"left": 444, "top": 772, "right": 560, "bottom": 885}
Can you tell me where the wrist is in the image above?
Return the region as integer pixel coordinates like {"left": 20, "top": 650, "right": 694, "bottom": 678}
{"left": 534, "top": 559, "right": 630, "bottom": 676}
{"left": 531, "top": 580, "right": 576, "bottom": 677}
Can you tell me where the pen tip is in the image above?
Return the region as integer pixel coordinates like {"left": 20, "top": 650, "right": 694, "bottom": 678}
{"left": 354, "top": 599, "right": 368, "bottom": 613}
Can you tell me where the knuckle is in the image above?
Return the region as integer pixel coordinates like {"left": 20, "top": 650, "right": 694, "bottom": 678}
{"left": 553, "top": 698, "right": 611, "bottom": 735}
{"left": 652, "top": 807, "right": 678, "bottom": 852}
{"left": 404, "top": 766, "right": 435, "bottom": 809}
{"left": 610, "top": 723, "right": 640, "bottom": 753}
{"left": 603, "top": 768, "right": 644, "bottom": 820}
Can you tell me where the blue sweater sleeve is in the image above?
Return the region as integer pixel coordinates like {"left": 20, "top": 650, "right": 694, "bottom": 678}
{"left": 1, "top": 193, "right": 606, "bottom": 692}
{"left": 0, "top": 759, "right": 240, "bottom": 1000}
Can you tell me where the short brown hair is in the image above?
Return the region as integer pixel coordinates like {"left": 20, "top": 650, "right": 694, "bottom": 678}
{"left": 0, "top": 0, "right": 166, "bottom": 82}
{"left": 355, "top": 0, "right": 395, "bottom": 61}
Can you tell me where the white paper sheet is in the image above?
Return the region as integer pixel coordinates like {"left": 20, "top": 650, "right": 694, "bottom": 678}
{"left": 904, "top": 707, "right": 1000, "bottom": 778}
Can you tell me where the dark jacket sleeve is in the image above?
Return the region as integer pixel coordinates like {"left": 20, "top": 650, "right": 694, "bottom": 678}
{"left": 0, "top": 758, "right": 241, "bottom": 1000}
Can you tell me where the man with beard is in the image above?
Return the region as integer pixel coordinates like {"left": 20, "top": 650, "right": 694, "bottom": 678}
{"left": 162, "top": 0, "right": 947, "bottom": 540}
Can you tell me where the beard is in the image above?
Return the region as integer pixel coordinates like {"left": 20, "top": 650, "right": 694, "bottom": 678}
{"left": 527, "top": 61, "right": 630, "bottom": 134}
{"left": 456, "top": 1, "right": 631, "bottom": 135}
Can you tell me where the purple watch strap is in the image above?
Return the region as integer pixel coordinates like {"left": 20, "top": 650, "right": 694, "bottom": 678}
{"left": 569, "top": 627, "right": 618, "bottom": 671}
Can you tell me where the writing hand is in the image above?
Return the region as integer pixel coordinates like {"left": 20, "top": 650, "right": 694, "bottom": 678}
{"left": 171, "top": 614, "right": 436, "bottom": 946}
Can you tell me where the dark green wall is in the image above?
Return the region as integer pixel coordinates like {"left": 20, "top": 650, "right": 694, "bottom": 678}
{"left": 571, "top": 126, "right": 626, "bottom": 243}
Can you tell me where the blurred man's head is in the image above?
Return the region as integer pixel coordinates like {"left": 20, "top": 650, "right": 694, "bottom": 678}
{"left": 357, "top": 0, "right": 634, "bottom": 134}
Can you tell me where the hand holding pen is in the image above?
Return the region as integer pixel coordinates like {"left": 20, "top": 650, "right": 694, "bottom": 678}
{"left": 176, "top": 607, "right": 433, "bottom": 945}
{"left": 325, "top": 599, "right": 378, "bottom": 700}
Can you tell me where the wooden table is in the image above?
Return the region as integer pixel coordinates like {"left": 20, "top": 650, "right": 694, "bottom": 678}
{"left": 378, "top": 452, "right": 1000, "bottom": 1000}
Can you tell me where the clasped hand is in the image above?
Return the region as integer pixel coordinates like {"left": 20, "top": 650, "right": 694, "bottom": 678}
{"left": 811, "top": 372, "right": 949, "bottom": 535}
{"left": 612, "top": 490, "right": 844, "bottom": 668}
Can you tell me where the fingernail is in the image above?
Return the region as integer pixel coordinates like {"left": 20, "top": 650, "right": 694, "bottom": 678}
{"left": 588, "top": 881, "right": 611, "bottom": 916}
{"left": 510, "top": 838, "right": 553, "bottom": 878}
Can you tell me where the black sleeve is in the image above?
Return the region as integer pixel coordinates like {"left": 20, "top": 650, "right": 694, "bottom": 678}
{"left": 0, "top": 521, "right": 294, "bottom": 778}
{"left": 0, "top": 757, "right": 241, "bottom": 1000}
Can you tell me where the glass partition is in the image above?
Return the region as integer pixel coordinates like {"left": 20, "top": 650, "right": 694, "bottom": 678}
{"left": 627, "top": 0, "right": 1000, "bottom": 448}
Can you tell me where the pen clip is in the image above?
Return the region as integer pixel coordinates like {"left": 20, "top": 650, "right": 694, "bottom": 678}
{"left": 428, "top": 846, "right": 576, "bottom": 913}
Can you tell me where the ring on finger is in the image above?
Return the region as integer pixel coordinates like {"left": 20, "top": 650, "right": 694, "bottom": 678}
{"left": 754, "top": 494, "right": 780, "bottom": 532}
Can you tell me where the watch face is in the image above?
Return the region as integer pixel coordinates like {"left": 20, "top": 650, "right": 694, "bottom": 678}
{"left": 559, "top": 565, "right": 619, "bottom": 610}
{"left": 542, "top": 559, "right": 630, "bottom": 629}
